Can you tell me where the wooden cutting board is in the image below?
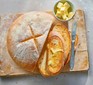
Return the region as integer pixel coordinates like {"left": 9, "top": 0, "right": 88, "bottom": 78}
{"left": 0, "top": 10, "right": 89, "bottom": 76}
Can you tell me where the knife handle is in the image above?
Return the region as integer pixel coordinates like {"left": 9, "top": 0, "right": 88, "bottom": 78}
{"left": 70, "top": 40, "right": 75, "bottom": 70}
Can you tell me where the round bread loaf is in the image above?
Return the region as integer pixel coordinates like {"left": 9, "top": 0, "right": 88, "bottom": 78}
{"left": 7, "top": 12, "right": 54, "bottom": 72}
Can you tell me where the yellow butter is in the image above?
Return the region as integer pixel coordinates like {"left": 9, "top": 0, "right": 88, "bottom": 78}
{"left": 68, "top": 12, "right": 74, "bottom": 18}
{"left": 51, "top": 48, "right": 64, "bottom": 54}
{"left": 63, "top": 2, "right": 70, "bottom": 10}
{"left": 60, "top": 6, "right": 66, "bottom": 11}
{"left": 48, "top": 60, "right": 53, "bottom": 65}
{"left": 57, "top": 2, "right": 63, "bottom": 9}
{"left": 64, "top": 10, "right": 69, "bottom": 16}
{"left": 56, "top": 9, "right": 62, "bottom": 18}
{"left": 62, "top": 14, "right": 68, "bottom": 20}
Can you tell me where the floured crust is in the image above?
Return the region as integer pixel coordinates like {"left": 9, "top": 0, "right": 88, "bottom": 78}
{"left": 7, "top": 12, "right": 54, "bottom": 72}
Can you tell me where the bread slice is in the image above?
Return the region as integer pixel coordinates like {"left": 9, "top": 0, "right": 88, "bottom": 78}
{"left": 38, "top": 23, "right": 71, "bottom": 76}
{"left": 7, "top": 12, "right": 54, "bottom": 72}
{"left": 53, "top": 23, "right": 71, "bottom": 61}
{"left": 38, "top": 31, "right": 64, "bottom": 77}
{"left": 47, "top": 31, "right": 64, "bottom": 75}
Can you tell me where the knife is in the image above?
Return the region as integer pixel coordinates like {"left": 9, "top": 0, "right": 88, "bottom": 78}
{"left": 70, "top": 22, "right": 77, "bottom": 70}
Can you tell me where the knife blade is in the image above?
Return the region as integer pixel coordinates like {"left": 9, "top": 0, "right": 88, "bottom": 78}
{"left": 70, "top": 22, "right": 77, "bottom": 70}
